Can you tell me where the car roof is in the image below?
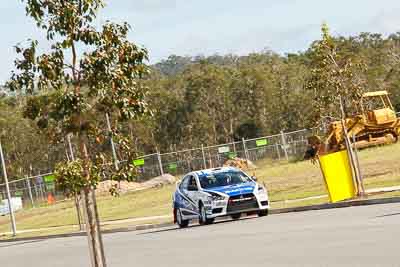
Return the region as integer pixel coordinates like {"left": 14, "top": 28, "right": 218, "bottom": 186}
{"left": 192, "top": 166, "right": 240, "bottom": 177}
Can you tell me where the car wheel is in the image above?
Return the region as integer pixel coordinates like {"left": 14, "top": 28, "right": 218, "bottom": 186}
{"left": 258, "top": 209, "right": 269, "bottom": 217}
{"left": 199, "top": 203, "right": 214, "bottom": 225}
{"left": 176, "top": 209, "right": 189, "bottom": 228}
{"left": 231, "top": 213, "right": 241, "bottom": 220}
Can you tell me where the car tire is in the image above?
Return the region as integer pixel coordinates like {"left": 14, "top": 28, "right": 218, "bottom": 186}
{"left": 258, "top": 209, "right": 269, "bottom": 217}
{"left": 199, "top": 203, "right": 214, "bottom": 225}
{"left": 231, "top": 213, "right": 241, "bottom": 220}
{"left": 176, "top": 209, "right": 189, "bottom": 228}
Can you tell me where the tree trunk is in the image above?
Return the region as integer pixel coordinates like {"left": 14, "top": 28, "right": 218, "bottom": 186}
{"left": 83, "top": 187, "right": 107, "bottom": 267}
{"left": 80, "top": 139, "right": 107, "bottom": 267}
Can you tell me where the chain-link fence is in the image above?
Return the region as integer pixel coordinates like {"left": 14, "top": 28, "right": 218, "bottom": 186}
{"left": 1, "top": 111, "right": 400, "bottom": 208}
{"left": 154, "top": 128, "right": 318, "bottom": 179}
{"left": 0, "top": 127, "right": 317, "bottom": 207}
{"left": 0, "top": 172, "right": 56, "bottom": 209}
{"left": 119, "top": 153, "right": 162, "bottom": 182}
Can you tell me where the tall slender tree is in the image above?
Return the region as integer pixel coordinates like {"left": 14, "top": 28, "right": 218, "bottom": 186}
{"left": 305, "top": 23, "right": 367, "bottom": 124}
{"left": 6, "top": 1, "right": 150, "bottom": 266}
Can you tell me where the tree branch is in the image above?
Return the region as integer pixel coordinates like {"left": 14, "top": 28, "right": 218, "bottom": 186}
{"left": 328, "top": 53, "right": 339, "bottom": 69}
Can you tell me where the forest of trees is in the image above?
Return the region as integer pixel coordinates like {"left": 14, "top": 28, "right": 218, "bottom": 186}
{"left": 147, "top": 32, "right": 400, "bottom": 149}
{"left": 1, "top": 31, "right": 400, "bottom": 180}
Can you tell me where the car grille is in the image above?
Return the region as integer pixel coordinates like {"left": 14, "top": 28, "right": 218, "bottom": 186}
{"left": 227, "top": 193, "right": 258, "bottom": 213}
{"left": 212, "top": 208, "right": 223, "bottom": 214}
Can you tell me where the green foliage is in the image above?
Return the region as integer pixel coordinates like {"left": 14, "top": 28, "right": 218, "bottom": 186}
{"left": 8, "top": 1, "right": 150, "bottom": 132}
{"left": 54, "top": 159, "right": 101, "bottom": 197}
{"left": 143, "top": 51, "right": 313, "bottom": 151}
{"left": 3, "top": 21, "right": 400, "bottom": 183}
{"left": 305, "top": 23, "right": 367, "bottom": 122}
{"left": 5, "top": 0, "right": 150, "bottom": 192}
{"left": 153, "top": 55, "right": 193, "bottom": 76}
{"left": 0, "top": 97, "right": 55, "bottom": 179}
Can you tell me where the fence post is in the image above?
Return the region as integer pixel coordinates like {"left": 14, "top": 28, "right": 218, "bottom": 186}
{"left": 275, "top": 143, "right": 281, "bottom": 161}
{"left": 25, "top": 176, "right": 35, "bottom": 208}
{"left": 280, "top": 130, "right": 289, "bottom": 161}
{"left": 242, "top": 138, "right": 249, "bottom": 161}
{"left": 105, "top": 113, "right": 119, "bottom": 170}
{"left": 208, "top": 150, "right": 213, "bottom": 169}
{"left": 201, "top": 144, "right": 207, "bottom": 169}
{"left": 0, "top": 141, "right": 17, "bottom": 236}
{"left": 157, "top": 151, "right": 164, "bottom": 176}
{"left": 33, "top": 184, "right": 38, "bottom": 201}
{"left": 36, "top": 171, "right": 45, "bottom": 202}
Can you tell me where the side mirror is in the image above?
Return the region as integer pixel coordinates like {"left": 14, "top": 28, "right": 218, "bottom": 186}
{"left": 187, "top": 184, "right": 197, "bottom": 191}
{"left": 251, "top": 176, "right": 258, "bottom": 182}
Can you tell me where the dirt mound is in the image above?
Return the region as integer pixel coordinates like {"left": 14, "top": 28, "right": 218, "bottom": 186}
{"left": 223, "top": 157, "right": 257, "bottom": 171}
{"left": 96, "top": 180, "right": 142, "bottom": 195}
{"left": 96, "top": 174, "right": 177, "bottom": 195}
{"left": 141, "top": 174, "right": 176, "bottom": 188}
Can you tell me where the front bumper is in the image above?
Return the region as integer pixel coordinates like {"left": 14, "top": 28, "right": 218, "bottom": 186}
{"left": 205, "top": 193, "right": 270, "bottom": 218}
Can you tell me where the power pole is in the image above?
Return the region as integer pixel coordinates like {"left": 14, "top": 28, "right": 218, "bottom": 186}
{"left": 67, "top": 134, "right": 84, "bottom": 231}
{"left": 201, "top": 144, "right": 207, "bottom": 169}
{"left": 67, "top": 134, "right": 75, "bottom": 161}
{"left": 339, "top": 96, "right": 362, "bottom": 195}
{"left": 105, "top": 113, "right": 119, "bottom": 170}
{"left": 242, "top": 138, "right": 249, "bottom": 161}
{"left": 25, "top": 176, "right": 35, "bottom": 208}
{"left": 0, "top": 141, "right": 17, "bottom": 236}
{"left": 280, "top": 130, "right": 289, "bottom": 161}
{"left": 156, "top": 149, "right": 164, "bottom": 176}
{"left": 352, "top": 134, "right": 365, "bottom": 195}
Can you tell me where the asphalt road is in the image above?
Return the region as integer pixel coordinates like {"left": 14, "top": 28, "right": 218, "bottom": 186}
{"left": 1, "top": 203, "right": 399, "bottom": 267}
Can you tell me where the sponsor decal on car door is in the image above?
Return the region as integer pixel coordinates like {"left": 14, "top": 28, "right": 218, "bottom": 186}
{"left": 179, "top": 175, "right": 198, "bottom": 216}
{"left": 186, "top": 175, "right": 201, "bottom": 213}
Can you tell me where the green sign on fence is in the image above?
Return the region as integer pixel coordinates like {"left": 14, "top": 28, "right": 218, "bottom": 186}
{"left": 133, "top": 158, "right": 145, "bottom": 167}
{"left": 256, "top": 139, "right": 268, "bottom": 147}
{"left": 44, "top": 174, "right": 55, "bottom": 183}
{"left": 15, "top": 191, "right": 23, "bottom": 197}
{"left": 168, "top": 163, "right": 178, "bottom": 171}
{"left": 227, "top": 152, "right": 237, "bottom": 159}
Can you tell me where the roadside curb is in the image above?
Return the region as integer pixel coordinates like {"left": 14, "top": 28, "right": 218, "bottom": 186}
{"left": 270, "top": 196, "right": 400, "bottom": 215}
{"left": 2, "top": 196, "right": 400, "bottom": 243}
{"left": 0, "top": 222, "right": 175, "bottom": 243}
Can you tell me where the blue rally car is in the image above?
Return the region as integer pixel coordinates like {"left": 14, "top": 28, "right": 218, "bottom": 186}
{"left": 172, "top": 167, "right": 270, "bottom": 228}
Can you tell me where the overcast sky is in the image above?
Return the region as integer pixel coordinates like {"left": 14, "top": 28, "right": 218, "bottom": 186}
{"left": 1, "top": 0, "right": 400, "bottom": 83}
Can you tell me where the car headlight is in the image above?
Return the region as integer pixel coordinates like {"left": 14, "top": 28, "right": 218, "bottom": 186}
{"left": 207, "top": 192, "right": 225, "bottom": 201}
{"left": 258, "top": 186, "right": 266, "bottom": 193}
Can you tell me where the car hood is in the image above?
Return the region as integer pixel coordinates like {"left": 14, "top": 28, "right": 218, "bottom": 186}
{"left": 204, "top": 182, "right": 256, "bottom": 197}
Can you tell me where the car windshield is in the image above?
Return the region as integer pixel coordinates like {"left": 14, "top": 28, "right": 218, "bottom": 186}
{"left": 199, "top": 170, "right": 252, "bottom": 189}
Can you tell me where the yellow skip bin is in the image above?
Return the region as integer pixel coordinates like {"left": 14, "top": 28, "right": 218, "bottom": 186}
{"left": 319, "top": 150, "right": 356, "bottom": 203}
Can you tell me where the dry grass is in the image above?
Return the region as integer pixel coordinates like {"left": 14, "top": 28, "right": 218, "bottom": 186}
{"left": 0, "top": 143, "right": 399, "bottom": 238}
{"left": 255, "top": 143, "right": 400, "bottom": 201}
{"left": 0, "top": 185, "right": 175, "bottom": 233}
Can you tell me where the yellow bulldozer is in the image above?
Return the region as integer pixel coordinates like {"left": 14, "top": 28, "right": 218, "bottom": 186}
{"left": 305, "top": 90, "right": 400, "bottom": 159}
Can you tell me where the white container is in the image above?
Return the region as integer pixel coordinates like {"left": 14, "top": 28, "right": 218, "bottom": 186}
{"left": 0, "top": 197, "right": 23, "bottom": 216}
